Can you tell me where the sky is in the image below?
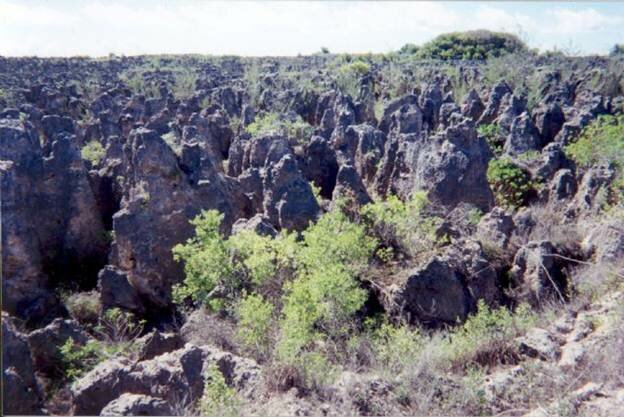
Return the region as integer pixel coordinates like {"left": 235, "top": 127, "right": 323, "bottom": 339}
{"left": 1, "top": 1, "right": 623, "bottom": 57}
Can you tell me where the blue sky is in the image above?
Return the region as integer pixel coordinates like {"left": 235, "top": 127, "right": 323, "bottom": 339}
{"left": 1, "top": 1, "right": 623, "bottom": 56}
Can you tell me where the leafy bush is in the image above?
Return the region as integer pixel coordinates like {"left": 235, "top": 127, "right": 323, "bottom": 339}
{"left": 416, "top": 30, "right": 528, "bottom": 61}
{"left": 236, "top": 294, "right": 274, "bottom": 359}
{"left": 245, "top": 112, "right": 313, "bottom": 145}
{"left": 398, "top": 43, "right": 420, "bottom": 55}
{"left": 277, "top": 209, "right": 377, "bottom": 361}
{"left": 81, "top": 140, "right": 105, "bottom": 165}
{"left": 199, "top": 364, "right": 240, "bottom": 417}
{"left": 59, "top": 336, "right": 129, "bottom": 381}
{"left": 565, "top": 114, "right": 624, "bottom": 169}
{"left": 174, "top": 208, "right": 376, "bottom": 363}
{"left": 64, "top": 290, "right": 101, "bottom": 327}
{"left": 371, "top": 322, "right": 424, "bottom": 376}
{"left": 361, "top": 192, "right": 442, "bottom": 258}
{"left": 172, "top": 211, "right": 234, "bottom": 310}
{"left": 440, "top": 301, "right": 537, "bottom": 369}
{"left": 173, "top": 211, "right": 298, "bottom": 310}
{"left": 334, "top": 61, "right": 370, "bottom": 98}
{"left": 566, "top": 115, "right": 624, "bottom": 201}
{"left": 487, "top": 157, "right": 535, "bottom": 208}
{"left": 477, "top": 123, "right": 504, "bottom": 156}
{"left": 59, "top": 337, "right": 106, "bottom": 381}
{"left": 95, "top": 307, "right": 145, "bottom": 344}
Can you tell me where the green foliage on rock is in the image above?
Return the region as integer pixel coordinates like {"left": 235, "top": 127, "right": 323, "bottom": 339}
{"left": 610, "top": 44, "right": 624, "bottom": 56}
{"left": 172, "top": 211, "right": 234, "bottom": 310}
{"left": 277, "top": 209, "right": 377, "bottom": 361}
{"left": 173, "top": 208, "right": 376, "bottom": 364}
{"left": 566, "top": 115, "right": 624, "bottom": 202}
{"left": 81, "top": 140, "right": 105, "bottom": 165}
{"left": 245, "top": 112, "right": 314, "bottom": 145}
{"left": 334, "top": 60, "right": 370, "bottom": 98}
{"left": 566, "top": 115, "right": 624, "bottom": 170}
{"left": 440, "top": 301, "right": 537, "bottom": 369}
{"left": 361, "top": 191, "right": 442, "bottom": 258}
{"left": 59, "top": 337, "right": 106, "bottom": 381}
{"left": 416, "top": 30, "right": 528, "bottom": 61}
{"left": 199, "top": 364, "right": 240, "bottom": 417}
{"left": 487, "top": 157, "right": 535, "bottom": 208}
{"left": 235, "top": 294, "right": 275, "bottom": 358}
{"left": 477, "top": 123, "right": 504, "bottom": 156}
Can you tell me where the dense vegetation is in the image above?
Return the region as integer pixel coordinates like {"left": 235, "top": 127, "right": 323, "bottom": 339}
{"left": 406, "top": 30, "right": 529, "bottom": 60}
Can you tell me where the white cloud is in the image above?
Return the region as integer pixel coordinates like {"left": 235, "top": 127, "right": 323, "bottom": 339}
{"left": 548, "top": 8, "right": 623, "bottom": 34}
{"left": 0, "top": 1, "right": 78, "bottom": 25}
{"left": 0, "top": 1, "right": 621, "bottom": 56}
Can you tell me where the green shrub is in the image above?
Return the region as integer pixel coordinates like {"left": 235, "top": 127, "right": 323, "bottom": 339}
{"left": 199, "top": 364, "right": 240, "bottom": 417}
{"left": 371, "top": 322, "right": 424, "bottom": 376}
{"left": 245, "top": 113, "right": 313, "bottom": 145}
{"left": 565, "top": 114, "right": 624, "bottom": 169}
{"left": 440, "top": 301, "right": 537, "bottom": 369}
{"left": 236, "top": 294, "right": 274, "bottom": 359}
{"left": 477, "top": 124, "right": 504, "bottom": 156}
{"left": 398, "top": 43, "right": 420, "bottom": 55}
{"left": 95, "top": 307, "right": 145, "bottom": 344}
{"left": 59, "top": 336, "right": 130, "bottom": 382}
{"left": 416, "top": 30, "right": 528, "bottom": 61}
{"left": 64, "top": 291, "right": 101, "bottom": 326}
{"left": 277, "top": 209, "right": 377, "bottom": 361}
{"left": 361, "top": 192, "right": 442, "bottom": 258}
{"left": 174, "top": 208, "right": 376, "bottom": 364}
{"left": 296, "top": 351, "right": 338, "bottom": 392}
{"left": 334, "top": 61, "right": 370, "bottom": 98}
{"left": 59, "top": 337, "right": 105, "bottom": 381}
{"left": 566, "top": 115, "right": 624, "bottom": 202}
{"left": 172, "top": 211, "right": 234, "bottom": 310}
{"left": 173, "top": 210, "right": 299, "bottom": 310}
{"left": 81, "top": 140, "right": 105, "bottom": 165}
{"left": 487, "top": 157, "right": 535, "bottom": 208}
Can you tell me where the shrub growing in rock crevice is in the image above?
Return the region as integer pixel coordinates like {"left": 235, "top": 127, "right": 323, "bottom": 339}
{"left": 487, "top": 157, "right": 535, "bottom": 208}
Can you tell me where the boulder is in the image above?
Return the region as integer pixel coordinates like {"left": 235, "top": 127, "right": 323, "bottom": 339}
{"left": 532, "top": 103, "right": 565, "bottom": 145}
{"left": 476, "top": 208, "right": 515, "bottom": 250}
{"left": 383, "top": 239, "right": 503, "bottom": 326}
{"left": 389, "top": 258, "right": 472, "bottom": 326}
{"left": 516, "top": 328, "right": 560, "bottom": 361}
{"left": 99, "top": 393, "right": 173, "bottom": 416}
{"left": 504, "top": 112, "right": 541, "bottom": 155}
{"left": 232, "top": 214, "right": 278, "bottom": 237}
{"left": 302, "top": 135, "right": 338, "bottom": 199}
{"left": 71, "top": 344, "right": 261, "bottom": 416}
{"left": 262, "top": 155, "right": 320, "bottom": 231}
{"left": 331, "top": 164, "right": 371, "bottom": 207}
{"left": 461, "top": 89, "right": 485, "bottom": 121}
{"left": 479, "top": 81, "right": 512, "bottom": 125}
{"left": 136, "top": 330, "right": 184, "bottom": 361}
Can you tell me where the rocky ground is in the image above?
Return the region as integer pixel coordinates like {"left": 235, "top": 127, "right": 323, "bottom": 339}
{"left": 1, "top": 51, "right": 623, "bottom": 416}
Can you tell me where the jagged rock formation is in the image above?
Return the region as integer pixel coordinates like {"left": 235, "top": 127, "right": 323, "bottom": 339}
{"left": 1, "top": 52, "right": 623, "bottom": 415}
